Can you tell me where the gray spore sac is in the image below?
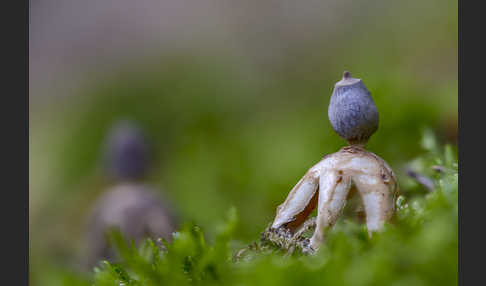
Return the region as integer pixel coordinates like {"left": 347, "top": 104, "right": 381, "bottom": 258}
{"left": 103, "top": 120, "right": 151, "bottom": 181}
{"left": 328, "top": 71, "right": 379, "bottom": 145}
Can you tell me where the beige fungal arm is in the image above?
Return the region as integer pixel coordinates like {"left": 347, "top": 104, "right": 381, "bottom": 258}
{"left": 310, "top": 171, "right": 352, "bottom": 249}
{"left": 272, "top": 167, "right": 320, "bottom": 229}
{"left": 354, "top": 173, "right": 394, "bottom": 235}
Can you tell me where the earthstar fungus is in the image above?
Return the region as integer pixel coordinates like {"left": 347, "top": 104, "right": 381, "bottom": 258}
{"left": 268, "top": 72, "right": 399, "bottom": 252}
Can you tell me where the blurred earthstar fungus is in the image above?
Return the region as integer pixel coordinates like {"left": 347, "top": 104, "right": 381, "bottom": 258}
{"left": 83, "top": 120, "right": 177, "bottom": 268}
{"left": 267, "top": 72, "right": 399, "bottom": 252}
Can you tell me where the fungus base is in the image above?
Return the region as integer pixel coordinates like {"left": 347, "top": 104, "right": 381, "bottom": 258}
{"left": 270, "top": 146, "right": 399, "bottom": 251}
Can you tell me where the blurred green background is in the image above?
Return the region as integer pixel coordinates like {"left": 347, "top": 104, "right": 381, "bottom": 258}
{"left": 29, "top": 0, "right": 457, "bottom": 284}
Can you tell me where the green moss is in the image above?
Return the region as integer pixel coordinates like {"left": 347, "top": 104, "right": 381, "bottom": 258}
{"left": 86, "top": 141, "right": 457, "bottom": 286}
